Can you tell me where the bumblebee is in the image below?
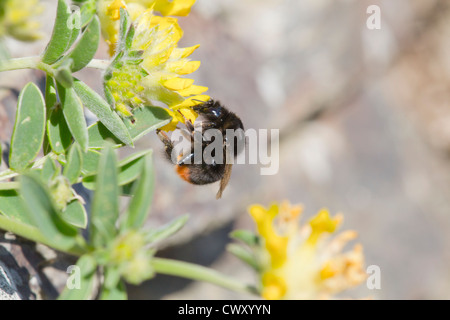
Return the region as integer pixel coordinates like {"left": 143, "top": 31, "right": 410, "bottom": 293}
{"left": 157, "top": 100, "right": 244, "bottom": 199}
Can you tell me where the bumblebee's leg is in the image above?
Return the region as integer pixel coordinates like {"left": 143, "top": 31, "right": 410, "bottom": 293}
{"left": 180, "top": 128, "right": 192, "bottom": 141}
{"left": 156, "top": 129, "right": 175, "bottom": 161}
{"left": 186, "top": 119, "right": 195, "bottom": 133}
{"left": 176, "top": 110, "right": 195, "bottom": 132}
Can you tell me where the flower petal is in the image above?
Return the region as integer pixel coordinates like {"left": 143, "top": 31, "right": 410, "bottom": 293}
{"left": 307, "top": 209, "right": 342, "bottom": 246}
{"left": 154, "top": 0, "right": 196, "bottom": 16}
{"left": 163, "top": 77, "right": 195, "bottom": 90}
{"left": 177, "top": 85, "right": 208, "bottom": 97}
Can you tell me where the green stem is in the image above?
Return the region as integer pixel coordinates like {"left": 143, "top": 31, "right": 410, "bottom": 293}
{"left": 151, "top": 258, "right": 259, "bottom": 296}
{"left": 0, "top": 213, "right": 257, "bottom": 295}
{"left": 0, "top": 169, "right": 17, "bottom": 182}
{"left": 0, "top": 214, "right": 86, "bottom": 256}
{"left": 0, "top": 56, "right": 109, "bottom": 73}
{"left": 86, "top": 59, "right": 109, "bottom": 70}
{"left": 0, "top": 56, "right": 41, "bottom": 72}
{"left": 0, "top": 56, "right": 54, "bottom": 76}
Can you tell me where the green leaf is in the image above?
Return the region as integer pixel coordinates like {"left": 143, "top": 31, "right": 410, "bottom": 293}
{"left": 121, "top": 153, "right": 154, "bottom": 230}
{"left": 45, "top": 76, "right": 72, "bottom": 155}
{"left": 104, "top": 87, "right": 115, "bottom": 107}
{"left": 58, "top": 254, "right": 97, "bottom": 300}
{"left": 90, "top": 144, "right": 119, "bottom": 247}
{"left": 80, "top": 0, "right": 96, "bottom": 28}
{"left": 73, "top": 79, "right": 133, "bottom": 146}
{"left": 103, "top": 266, "right": 121, "bottom": 289}
{"left": 120, "top": 180, "right": 137, "bottom": 196}
{"left": 66, "top": 23, "right": 81, "bottom": 54}
{"left": 116, "top": 8, "right": 130, "bottom": 53}
{"left": 125, "top": 106, "right": 172, "bottom": 141}
{"left": 47, "top": 104, "right": 73, "bottom": 154}
{"left": 20, "top": 174, "right": 78, "bottom": 250}
{"left": 87, "top": 106, "right": 171, "bottom": 148}
{"left": 124, "top": 20, "right": 135, "bottom": 52}
{"left": 42, "top": 0, "right": 73, "bottom": 64}
{"left": 40, "top": 157, "right": 58, "bottom": 183}
{"left": 64, "top": 16, "right": 100, "bottom": 72}
{"left": 65, "top": 3, "right": 82, "bottom": 51}
{"left": 0, "top": 189, "right": 33, "bottom": 225}
{"left": 227, "top": 244, "right": 261, "bottom": 272}
{"left": 63, "top": 143, "right": 82, "bottom": 184}
{"left": 61, "top": 200, "right": 87, "bottom": 229}
{"left": 100, "top": 278, "right": 127, "bottom": 300}
{"left": 87, "top": 123, "right": 122, "bottom": 149}
{"left": 43, "top": 76, "right": 57, "bottom": 155}
{"left": 229, "top": 230, "right": 260, "bottom": 247}
{"left": 55, "top": 59, "right": 74, "bottom": 88}
{"left": 144, "top": 215, "right": 189, "bottom": 244}
{"left": 82, "top": 150, "right": 150, "bottom": 189}
{"left": 118, "top": 150, "right": 149, "bottom": 185}
{"left": 45, "top": 76, "right": 57, "bottom": 110}
{"left": 57, "top": 82, "right": 88, "bottom": 151}
{"left": 0, "top": 182, "right": 19, "bottom": 190}
{"left": 81, "top": 149, "right": 101, "bottom": 175}
{"left": 64, "top": 3, "right": 82, "bottom": 56}
{"left": 9, "top": 83, "right": 46, "bottom": 172}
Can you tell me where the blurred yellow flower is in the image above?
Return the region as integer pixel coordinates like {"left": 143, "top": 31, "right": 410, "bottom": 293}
{"left": 97, "top": 0, "right": 196, "bottom": 55}
{"left": 110, "top": 231, "right": 154, "bottom": 284}
{"left": 104, "top": 9, "right": 209, "bottom": 129}
{"left": 0, "top": 0, "right": 44, "bottom": 41}
{"left": 248, "top": 201, "right": 367, "bottom": 300}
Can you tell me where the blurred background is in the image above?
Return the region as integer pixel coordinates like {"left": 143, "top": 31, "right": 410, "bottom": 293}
{"left": 1, "top": 0, "right": 450, "bottom": 299}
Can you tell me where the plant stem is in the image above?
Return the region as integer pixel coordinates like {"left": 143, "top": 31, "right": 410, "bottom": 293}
{"left": 151, "top": 257, "right": 259, "bottom": 296}
{"left": 0, "top": 212, "right": 257, "bottom": 295}
{"left": 0, "top": 169, "right": 17, "bottom": 182}
{"left": 86, "top": 59, "right": 109, "bottom": 70}
{"left": 0, "top": 56, "right": 41, "bottom": 72}
{"left": 0, "top": 215, "right": 86, "bottom": 256}
{"left": 0, "top": 56, "right": 109, "bottom": 74}
{"left": 0, "top": 56, "right": 54, "bottom": 76}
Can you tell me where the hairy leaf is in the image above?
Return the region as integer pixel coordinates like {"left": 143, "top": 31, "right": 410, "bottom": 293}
{"left": 9, "top": 83, "right": 46, "bottom": 172}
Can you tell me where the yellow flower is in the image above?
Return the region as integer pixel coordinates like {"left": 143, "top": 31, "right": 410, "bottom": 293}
{"left": 49, "top": 176, "right": 79, "bottom": 211}
{"left": 154, "top": 0, "right": 196, "bottom": 16}
{"left": 104, "top": 9, "right": 209, "bottom": 129}
{"left": 248, "top": 201, "right": 367, "bottom": 300}
{"left": 110, "top": 231, "right": 146, "bottom": 263}
{"left": 0, "top": 0, "right": 44, "bottom": 41}
{"left": 110, "top": 231, "right": 154, "bottom": 284}
{"left": 97, "top": 0, "right": 196, "bottom": 55}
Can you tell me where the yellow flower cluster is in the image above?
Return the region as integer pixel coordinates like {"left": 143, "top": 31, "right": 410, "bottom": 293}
{"left": 110, "top": 231, "right": 154, "bottom": 284}
{"left": 249, "top": 201, "right": 367, "bottom": 300}
{"left": 0, "top": 0, "right": 43, "bottom": 41}
{"left": 104, "top": 8, "right": 209, "bottom": 130}
{"left": 97, "top": 0, "right": 195, "bottom": 55}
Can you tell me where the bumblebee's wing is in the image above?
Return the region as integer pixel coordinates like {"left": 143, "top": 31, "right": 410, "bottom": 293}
{"left": 216, "top": 163, "right": 233, "bottom": 199}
